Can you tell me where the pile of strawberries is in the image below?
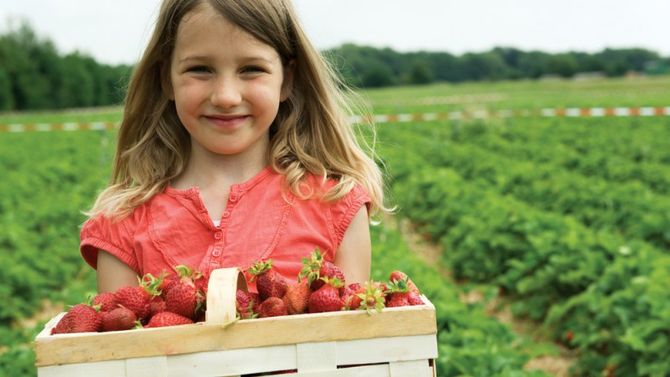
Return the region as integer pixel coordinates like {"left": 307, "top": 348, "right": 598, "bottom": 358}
{"left": 50, "top": 250, "right": 425, "bottom": 334}
{"left": 237, "top": 249, "right": 424, "bottom": 319}
{"left": 51, "top": 265, "right": 207, "bottom": 334}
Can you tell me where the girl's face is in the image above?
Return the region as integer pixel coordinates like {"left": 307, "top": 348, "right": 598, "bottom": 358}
{"left": 169, "top": 3, "right": 289, "bottom": 159}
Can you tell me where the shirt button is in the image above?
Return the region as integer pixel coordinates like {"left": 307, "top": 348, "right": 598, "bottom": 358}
{"left": 222, "top": 210, "right": 230, "bottom": 218}
{"left": 229, "top": 194, "right": 238, "bottom": 203}
{"left": 212, "top": 247, "right": 222, "bottom": 257}
{"left": 214, "top": 231, "right": 223, "bottom": 240}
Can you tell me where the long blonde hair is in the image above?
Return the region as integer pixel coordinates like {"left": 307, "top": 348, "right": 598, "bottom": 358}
{"left": 88, "top": 0, "right": 389, "bottom": 219}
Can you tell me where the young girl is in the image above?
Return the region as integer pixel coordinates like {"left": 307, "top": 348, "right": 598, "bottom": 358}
{"left": 80, "top": 0, "right": 388, "bottom": 293}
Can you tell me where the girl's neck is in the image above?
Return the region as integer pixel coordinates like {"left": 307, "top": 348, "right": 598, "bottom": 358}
{"left": 172, "top": 138, "right": 269, "bottom": 191}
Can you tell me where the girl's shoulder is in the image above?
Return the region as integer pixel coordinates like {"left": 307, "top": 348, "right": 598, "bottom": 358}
{"left": 81, "top": 189, "right": 177, "bottom": 237}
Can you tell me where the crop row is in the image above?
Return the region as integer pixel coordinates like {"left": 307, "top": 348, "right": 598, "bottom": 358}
{"left": 0, "top": 131, "right": 113, "bottom": 325}
{"left": 377, "top": 119, "right": 670, "bottom": 376}
{"left": 404, "top": 117, "right": 670, "bottom": 195}
{"left": 378, "top": 121, "right": 670, "bottom": 250}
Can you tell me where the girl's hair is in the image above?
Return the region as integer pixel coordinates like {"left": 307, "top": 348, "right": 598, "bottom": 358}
{"left": 88, "top": 0, "right": 389, "bottom": 219}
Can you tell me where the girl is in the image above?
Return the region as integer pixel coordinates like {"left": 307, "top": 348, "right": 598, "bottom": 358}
{"left": 80, "top": 0, "right": 388, "bottom": 293}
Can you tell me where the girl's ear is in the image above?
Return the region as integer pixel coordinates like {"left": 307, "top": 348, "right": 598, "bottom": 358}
{"left": 280, "top": 60, "right": 295, "bottom": 102}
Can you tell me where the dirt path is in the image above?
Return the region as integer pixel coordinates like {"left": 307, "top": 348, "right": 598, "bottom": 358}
{"left": 387, "top": 215, "right": 575, "bottom": 376}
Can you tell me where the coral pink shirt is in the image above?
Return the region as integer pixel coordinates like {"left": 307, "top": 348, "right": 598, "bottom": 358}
{"left": 80, "top": 167, "right": 371, "bottom": 286}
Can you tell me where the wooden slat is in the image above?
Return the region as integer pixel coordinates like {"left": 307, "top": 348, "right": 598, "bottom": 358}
{"left": 165, "top": 345, "right": 295, "bottom": 377}
{"left": 37, "top": 360, "right": 125, "bottom": 377}
{"left": 297, "top": 342, "right": 337, "bottom": 372}
{"left": 389, "top": 360, "right": 433, "bottom": 377}
{"left": 126, "top": 356, "right": 167, "bottom": 377}
{"left": 284, "top": 364, "right": 391, "bottom": 377}
{"left": 35, "top": 300, "right": 437, "bottom": 366}
{"left": 336, "top": 334, "right": 438, "bottom": 365}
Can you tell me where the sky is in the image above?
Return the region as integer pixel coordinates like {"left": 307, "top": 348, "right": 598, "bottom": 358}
{"left": 0, "top": 0, "right": 668, "bottom": 66}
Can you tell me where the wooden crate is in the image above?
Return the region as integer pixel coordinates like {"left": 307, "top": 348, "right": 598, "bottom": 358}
{"left": 34, "top": 268, "right": 438, "bottom": 376}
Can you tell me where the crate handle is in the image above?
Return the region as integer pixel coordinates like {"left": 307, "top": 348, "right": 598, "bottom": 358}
{"left": 205, "top": 267, "right": 247, "bottom": 324}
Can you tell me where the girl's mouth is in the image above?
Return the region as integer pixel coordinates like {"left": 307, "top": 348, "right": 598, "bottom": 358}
{"left": 205, "top": 114, "right": 250, "bottom": 129}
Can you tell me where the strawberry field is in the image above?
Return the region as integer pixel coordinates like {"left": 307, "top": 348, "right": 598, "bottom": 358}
{"left": 2, "top": 76, "right": 670, "bottom": 376}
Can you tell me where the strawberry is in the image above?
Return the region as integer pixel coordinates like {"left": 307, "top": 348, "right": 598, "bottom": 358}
{"left": 236, "top": 289, "right": 258, "bottom": 319}
{"left": 299, "top": 249, "right": 346, "bottom": 291}
{"left": 114, "top": 285, "right": 155, "bottom": 321}
{"left": 194, "top": 270, "right": 209, "bottom": 297}
{"left": 258, "top": 297, "right": 288, "bottom": 318}
{"left": 159, "top": 273, "right": 179, "bottom": 295}
{"left": 389, "top": 271, "right": 420, "bottom": 294}
{"left": 249, "top": 260, "right": 287, "bottom": 301}
{"left": 347, "top": 281, "right": 386, "bottom": 313}
{"left": 163, "top": 265, "right": 205, "bottom": 320}
{"left": 51, "top": 304, "right": 101, "bottom": 334}
{"left": 101, "top": 306, "right": 137, "bottom": 332}
{"left": 342, "top": 283, "right": 363, "bottom": 309}
{"left": 145, "top": 312, "right": 194, "bottom": 328}
{"left": 92, "top": 292, "right": 117, "bottom": 312}
{"left": 149, "top": 296, "right": 167, "bottom": 317}
{"left": 386, "top": 279, "right": 423, "bottom": 307}
{"left": 308, "top": 277, "right": 344, "bottom": 313}
{"left": 165, "top": 280, "right": 199, "bottom": 320}
{"left": 283, "top": 280, "right": 311, "bottom": 314}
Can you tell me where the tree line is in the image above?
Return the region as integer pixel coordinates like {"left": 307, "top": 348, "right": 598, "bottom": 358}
{"left": 0, "top": 23, "right": 131, "bottom": 112}
{"left": 1, "top": 22, "right": 668, "bottom": 111}
{"left": 326, "top": 44, "right": 670, "bottom": 88}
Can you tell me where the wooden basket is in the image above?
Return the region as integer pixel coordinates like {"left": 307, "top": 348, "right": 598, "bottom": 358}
{"left": 34, "top": 268, "right": 438, "bottom": 376}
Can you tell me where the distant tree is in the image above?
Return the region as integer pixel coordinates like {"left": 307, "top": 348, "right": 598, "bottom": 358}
{"left": 0, "top": 68, "right": 12, "bottom": 110}
{"left": 462, "top": 52, "right": 508, "bottom": 81}
{"left": 548, "top": 54, "right": 578, "bottom": 78}
{"left": 409, "top": 61, "right": 433, "bottom": 84}
{"left": 0, "top": 20, "right": 131, "bottom": 111}
{"left": 596, "top": 48, "right": 660, "bottom": 76}
{"left": 362, "top": 64, "right": 394, "bottom": 87}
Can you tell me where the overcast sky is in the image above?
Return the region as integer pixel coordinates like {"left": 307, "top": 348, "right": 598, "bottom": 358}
{"left": 1, "top": 0, "right": 668, "bottom": 65}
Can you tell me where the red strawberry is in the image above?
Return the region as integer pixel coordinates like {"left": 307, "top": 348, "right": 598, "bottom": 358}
{"left": 159, "top": 274, "right": 179, "bottom": 295}
{"left": 162, "top": 265, "right": 206, "bottom": 320}
{"left": 145, "top": 312, "right": 194, "bottom": 328}
{"left": 114, "top": 285, "right": 154, "bottom": 321}
{"left": 346, "top": 282, "right": 386, "bottom": 312}
{"left": 149, "top": 296, "right": 167, "bottom": 317}
{"left": 194, "top": 271, "right": 209, "bottom": 297}
{"left": 386, "top": 279, "right": 423, "bottom": 307}
{"left": 165, "top": 281, "right": 199, "bottom": 320}
{"left": 51, "top": 304, "right": 101, "bottom": 334}
{"left": 308, "top": 278, "right": 344, "bottom": 313}
{"left": 314, "top": 261, "right": 345, "bottom": 291}
{"left": 283, "top": 280, "right": 311, "bottom": 314}
{"left": 92, "top": 292, "right": 117, "bottom": 312}
{"left": 249, "top": 260, "right": 287, "bottom": 301}
{"left": 236, "top": 289, "right": 258, "bottom": 319}
{"left": 298, "top": 249, "right": 345, "bottom": 291}
{"left": 342, "top": 283, "right": 363, "bottom": 309}
{"left": 258, "top": 297, "right": 288, "bottom": 318}
{"left": 101, "top": 307, "right": 137, "bottom": 332}
{"left": 389, "top": 271, "right": 420, "bottom": 294}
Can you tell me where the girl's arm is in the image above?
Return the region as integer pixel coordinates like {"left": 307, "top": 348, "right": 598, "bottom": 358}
{"left": 97, "top": 250, "right": 140, "bottom": 293}
{"left": 334, "top": 207, "right": 371, "bottom": 284}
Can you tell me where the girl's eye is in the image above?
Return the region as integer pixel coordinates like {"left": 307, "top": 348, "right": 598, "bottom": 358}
{"left": 186, "top": 65, "right": 211, "bottom": 74}
{"left": 241, "top": 65, "right": 266, "bottom": 74}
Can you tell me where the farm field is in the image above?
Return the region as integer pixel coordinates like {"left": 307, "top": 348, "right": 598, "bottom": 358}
{"left": 1, "top": 75, "right": 669, "bottom": 376}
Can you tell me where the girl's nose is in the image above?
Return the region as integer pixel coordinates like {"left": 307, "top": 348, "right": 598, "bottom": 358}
{"left": 211, "top": 77, "right": 242, "bottom": 108}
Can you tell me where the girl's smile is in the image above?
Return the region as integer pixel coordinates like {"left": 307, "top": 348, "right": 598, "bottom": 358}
{"left": 203, "top": 114, "right": 252, "bottom": 132}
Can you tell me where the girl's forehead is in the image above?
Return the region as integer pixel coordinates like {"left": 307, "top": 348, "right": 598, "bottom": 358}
{"left": 173, "top": 4, "right": 280, "bottom": 63}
